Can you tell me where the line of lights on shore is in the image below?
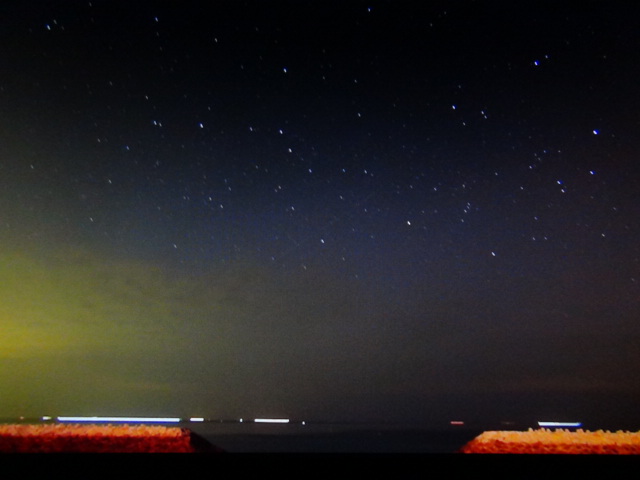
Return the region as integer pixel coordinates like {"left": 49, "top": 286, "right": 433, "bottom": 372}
{"left": 537, "top": 421, "right": 582, "bottom": 428}
{"left": 36, "top": 416, "right": 580, "bottom": 429}
{"left": 45, "top": 416, "right": 299, "bottom": 424}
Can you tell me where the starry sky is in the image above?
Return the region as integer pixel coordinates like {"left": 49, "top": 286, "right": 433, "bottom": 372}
{"left": 1, "top": 0, "right": 639, "bottom": 427}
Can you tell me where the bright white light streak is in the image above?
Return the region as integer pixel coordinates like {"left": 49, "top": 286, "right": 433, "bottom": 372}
{"left": 538, "top": 421, "right": 582, "bottom": 428}
{"left": 57, "top": 416, "right": 181, "bottom": 423}
{"left": 189, "top": 417, "right": 205, "bottom": 422}
{"left": 254, "top": 418, "right": 290, "bottom": 424}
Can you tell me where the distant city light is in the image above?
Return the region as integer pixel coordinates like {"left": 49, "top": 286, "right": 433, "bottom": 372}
{"left": 538, "top": 421, "right": 582, "bottom": 428}
{"left": 450, "top": 421, "right": 465, "bottom": 425}
{"left": 189, "top": 417, "right": 205, "bottom": 422}
{"left": 41, "top": 416, "right": 52, "bottom": 421}
{"left": 56, "top": 416, "right": 181, "bottom": 423}
{"left": 254, "top": 418, "right": 290, "bottom": 424}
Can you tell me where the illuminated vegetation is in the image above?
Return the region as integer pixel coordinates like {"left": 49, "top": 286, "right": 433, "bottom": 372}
{"left": 461, "top": 428, "right": 640, "bottom": 454}
{"left": 0, "top": 423, "right": 199, "bottom": 452}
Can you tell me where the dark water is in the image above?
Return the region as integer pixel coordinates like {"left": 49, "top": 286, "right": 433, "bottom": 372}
{"left": 177, "top": 422, "right": 640, "bottom": 478}
{"left": 186, "top": 422, "right": 483, "bottom": 453}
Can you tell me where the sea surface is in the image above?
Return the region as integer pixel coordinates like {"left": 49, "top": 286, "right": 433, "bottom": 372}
{"left": 181, "top": 421, "right": 640, "bottom": 475}
{"left": 185, "top": 421, "right": 485, "bottom": 453}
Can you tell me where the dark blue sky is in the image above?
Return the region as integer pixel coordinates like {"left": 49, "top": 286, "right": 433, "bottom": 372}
{"left": 1, "top": 0, "right": 639, "bottom": 427}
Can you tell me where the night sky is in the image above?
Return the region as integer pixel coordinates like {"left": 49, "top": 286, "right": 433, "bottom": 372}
{"left": 1, "top": 0, "right": 639, "bottom": 427}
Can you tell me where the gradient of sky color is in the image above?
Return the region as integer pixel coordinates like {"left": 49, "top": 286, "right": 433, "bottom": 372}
{"left": 1, "top": 0, "right": 639, "bottom": 427}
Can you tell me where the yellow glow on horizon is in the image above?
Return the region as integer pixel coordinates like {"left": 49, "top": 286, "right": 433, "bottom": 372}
{"left": 0, "top": 247, "right": 190, "bottom": 417}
